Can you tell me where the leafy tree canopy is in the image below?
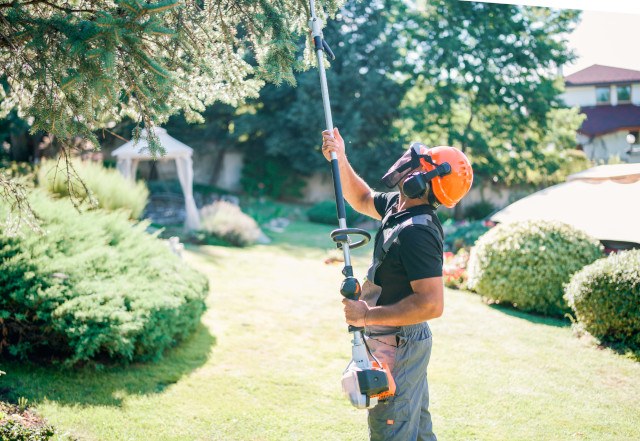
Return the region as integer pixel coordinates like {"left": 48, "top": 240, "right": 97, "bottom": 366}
{"left": 229, "top": 0, "right": 585, "bottom": 195}
{"left": 401, "top": 0, "right": 584, "bottom": 186}
{"left": 0, "top": 0, "right": 341, "bottom": 153}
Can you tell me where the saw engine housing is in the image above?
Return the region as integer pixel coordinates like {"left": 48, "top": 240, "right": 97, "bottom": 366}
{"left": 342, "top": 363, "right": 394, "bottom": 409}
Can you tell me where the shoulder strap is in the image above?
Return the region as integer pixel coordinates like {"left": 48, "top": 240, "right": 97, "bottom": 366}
{"left": 381, "top": 214, "right": 441, "bottom": 254}
{"left": 380, "top": 209, "right": 396, "bottom": 230}
{"left": 367, "top": 213, "right": 442, "bottom": 284}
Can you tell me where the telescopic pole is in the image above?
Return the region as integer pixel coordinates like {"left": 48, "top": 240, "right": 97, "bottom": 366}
{"left": 308, "top": 0, "right": 352, "bottom": 268}
{"left": 308, "top": 0, "right": 372, "bottom": 371}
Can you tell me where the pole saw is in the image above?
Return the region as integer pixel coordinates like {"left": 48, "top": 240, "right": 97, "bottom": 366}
{"left": 307, "top": 0, "right": 395, "bottom": 409}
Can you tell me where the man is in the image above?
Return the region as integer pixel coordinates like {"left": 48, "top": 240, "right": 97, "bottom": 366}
{"left": 321, "top": 127, "right": 473, "bottom": 441}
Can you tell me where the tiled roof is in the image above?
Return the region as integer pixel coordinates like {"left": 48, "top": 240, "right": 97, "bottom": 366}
{"left": 579, "top": 104, "right": 640, "bottom": 137}
{"left": 565, "top": 64, "right": 640, "bottom": 86}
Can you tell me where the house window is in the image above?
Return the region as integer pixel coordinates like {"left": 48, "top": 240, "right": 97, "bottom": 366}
{"left": 617, "top": 85, "right": 631, "bottom": 103}
{"left": 596, "top": 86, "right": 610, "bottom": 104}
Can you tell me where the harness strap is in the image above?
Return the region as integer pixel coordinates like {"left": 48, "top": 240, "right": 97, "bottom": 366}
{"left": 366, "top": 213, "right": 441, "bottom": 284}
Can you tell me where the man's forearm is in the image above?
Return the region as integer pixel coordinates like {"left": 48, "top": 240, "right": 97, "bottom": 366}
{"left": 365, "top": 293, "right": 443, "bottom": 327}
{"left": 335, "top": 157, "right": 375, "bottom": 216}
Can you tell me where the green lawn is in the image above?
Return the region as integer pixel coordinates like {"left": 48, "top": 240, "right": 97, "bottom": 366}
{"left": 1, "top": 221, "right": 639, "bottom": 440}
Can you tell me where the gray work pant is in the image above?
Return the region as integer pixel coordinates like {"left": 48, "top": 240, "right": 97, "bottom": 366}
{"left": 365, "top": 322, "right": 436, "bottom": 441}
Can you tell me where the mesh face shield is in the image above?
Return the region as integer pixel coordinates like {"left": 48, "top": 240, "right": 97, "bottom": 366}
{"left": 381, "top": 142, "right": 430, "bottom": 188}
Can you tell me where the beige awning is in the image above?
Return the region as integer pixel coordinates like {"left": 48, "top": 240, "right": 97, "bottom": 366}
{"left": 491, "top": 165, "right": 640, "bottom": 245}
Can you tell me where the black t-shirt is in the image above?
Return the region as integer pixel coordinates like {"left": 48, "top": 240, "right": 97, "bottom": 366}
{"left": 372, "top": 192, "right": 444, "bottom": 306}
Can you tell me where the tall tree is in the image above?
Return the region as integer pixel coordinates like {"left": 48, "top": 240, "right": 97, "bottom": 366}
{"left": 403, "top": 1, "right": 583, "bottom": 187}
{"left": 234, "top": 0, "right": 413, "bottom": 197}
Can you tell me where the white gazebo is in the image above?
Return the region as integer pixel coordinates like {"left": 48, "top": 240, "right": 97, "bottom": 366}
{"left": 112, "top": 127, "right": 200, "bottom": 230}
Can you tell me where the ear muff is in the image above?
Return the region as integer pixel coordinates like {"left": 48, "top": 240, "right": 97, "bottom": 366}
{"left": 402, "top": 173, "right": 429, "bottom": 199}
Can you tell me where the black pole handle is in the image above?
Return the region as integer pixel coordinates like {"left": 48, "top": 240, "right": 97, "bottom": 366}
{"left": 322, "top": 39, "right": 335, "bottom": 60}
{"left": 330, "top": 228, "right": 371, "bottom": 250}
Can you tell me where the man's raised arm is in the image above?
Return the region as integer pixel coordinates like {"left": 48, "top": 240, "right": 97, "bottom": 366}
{"left": 321, "top": 127, "right": 380, "bottom": 220}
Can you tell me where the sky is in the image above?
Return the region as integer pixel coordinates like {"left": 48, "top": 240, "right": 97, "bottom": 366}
{"left": 564, "top": 9, "right": 640, "bottom": 76}
{"left": 465, "top": 0, "right": 640, "bottom": 15}
{"left": 462, "top": 1, "right": 640, "bottom": 75}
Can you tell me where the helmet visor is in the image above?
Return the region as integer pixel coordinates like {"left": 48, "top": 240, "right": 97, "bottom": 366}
{"left": 381, "top": 143, "right": 428, "bottom": 188}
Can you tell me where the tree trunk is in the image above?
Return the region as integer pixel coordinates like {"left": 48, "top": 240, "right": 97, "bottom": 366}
{"left": 9, "top": 131, "right": 31, "bottom": 162}
{"left": 208, "top": 145, "right": 227, "bottom": 187}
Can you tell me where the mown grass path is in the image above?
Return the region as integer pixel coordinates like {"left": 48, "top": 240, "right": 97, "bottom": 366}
{"left": 2, "top": 222, "right": 639, "bottom": 440}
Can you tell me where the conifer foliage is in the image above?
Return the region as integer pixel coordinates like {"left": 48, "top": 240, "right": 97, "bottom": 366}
{"left": 0, "top": 0, "right": 341, "bottom": 154}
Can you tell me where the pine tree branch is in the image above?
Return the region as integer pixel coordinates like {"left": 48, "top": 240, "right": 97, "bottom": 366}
{"left": 0, "top": 172, "right": 41, "bottom": 234}
{"left": 58, "top": 145, "right": 96, "bottom": 211}
{"left": 101, "top": 128, "right": 129, "bottom": 143}
{"left": 0, "top": 0, "right": 96, "bottom": 13}
{"left": 0, "top": 14, "right": 23, "bottom": 54}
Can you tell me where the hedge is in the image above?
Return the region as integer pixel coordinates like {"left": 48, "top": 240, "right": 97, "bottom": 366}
{"left": 467, "top": 220, "right": 603, "bottom": 316}
{"left": 566, "top": 249, "right": 640, "bottom": 349}
{"left": 443, "top": 220, "right": 490, "bottom": 252}
{"left": 0, "top": 191, "right": 208, "bottom": 364}
{"left": 38, "top": 159, "right": 149, "bottom": 219}
{"left": 307, "top": 200, "right": 361, "bottom": 225}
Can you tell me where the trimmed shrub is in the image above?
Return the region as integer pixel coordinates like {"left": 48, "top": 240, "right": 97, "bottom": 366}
{"left": 443, "top": 220, "right": 491, "bottom": 252}
{"left": 0, "top": 191, "right": 208, "bottom": 364}
{"left": 0, "top": 402, "right": 55, "bottom": 441}
{"left": 0, "top": 420, "right": 55, "bottom": 441}
{"left": 464, "top": 201, "right": 496, "bottom": 220}
{"left": 306, "top": 200, "right": 361, "bottom": 225}
{"left": 467, "top": 221, "right": 603, "bottom": 316}
{"left": 38, "top": 159, "right": 149, "bottom": 219}
{"left": 199, "top": 201, "right": 262, "bottom": 247}
{"left": 565, "top": 250, "right": 640, "bottom": 349}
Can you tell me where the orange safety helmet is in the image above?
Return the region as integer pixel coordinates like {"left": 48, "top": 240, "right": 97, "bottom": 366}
{"left": 381, "top": 143, "right": 473, "bottom": 208}
{"left": 420, "top": 146, "right": 473, "bottom": 208}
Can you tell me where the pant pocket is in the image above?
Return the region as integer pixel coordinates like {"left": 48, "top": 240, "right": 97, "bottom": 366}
{"left": 368, "top": 398, "right": 411, "bottom": 441}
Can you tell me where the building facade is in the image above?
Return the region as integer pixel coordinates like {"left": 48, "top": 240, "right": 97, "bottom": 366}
{"left": 562, "top": 64, "right": 640, "bottom": 164}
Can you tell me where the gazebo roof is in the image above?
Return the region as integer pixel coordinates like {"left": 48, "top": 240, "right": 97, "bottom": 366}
{"left": 491, "top": 164, "right": 640, "bottom": 246}
{"left": 112, "top": 127, "right": 192, "bottom": 159}
{"left": 567, "top": 163, "right": 640, "bottom": 182}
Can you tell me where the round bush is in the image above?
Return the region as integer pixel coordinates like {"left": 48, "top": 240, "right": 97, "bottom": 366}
{"left": 0, "top": 191, "right": 208, "bottom": 365}
{"left": 199, "top": 201, "right": 262, "bottom": 247}
{"left": 565, "top": 250, "right": 640, "bottom": 348}
{"left": 467, "top": 220, "right": 602, "bottom": 316}
{"left": 306, "top": 200, "right": 360, "bottom": 225}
